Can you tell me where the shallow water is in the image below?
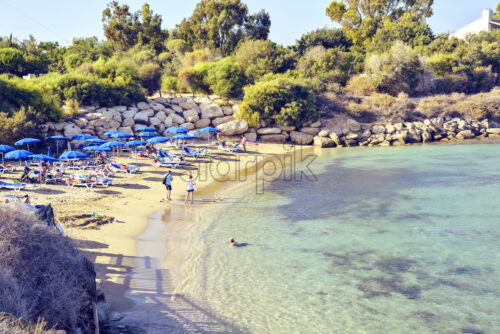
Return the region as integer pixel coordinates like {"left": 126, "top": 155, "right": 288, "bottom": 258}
{"left": 178, "top": 142, "right": 500, "bottom": 334}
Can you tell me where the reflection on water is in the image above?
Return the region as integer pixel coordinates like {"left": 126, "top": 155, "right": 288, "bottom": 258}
{"left": 179, "top": 143, "right": 500, "bottom": 334}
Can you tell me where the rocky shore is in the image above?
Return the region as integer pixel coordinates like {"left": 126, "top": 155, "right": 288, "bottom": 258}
{"left": 41, "top": 96, "right": 500, "bottom": 148}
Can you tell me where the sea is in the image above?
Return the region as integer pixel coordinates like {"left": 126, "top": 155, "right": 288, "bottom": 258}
{"left": 176, "top": 142, "right": 500, "bottom": 334}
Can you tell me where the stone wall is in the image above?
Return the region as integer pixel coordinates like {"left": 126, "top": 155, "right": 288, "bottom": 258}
{"left": 40, "top": 96, "right": 500, "bottom": 148}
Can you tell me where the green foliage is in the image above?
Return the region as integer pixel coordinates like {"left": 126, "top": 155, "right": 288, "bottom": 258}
{"left": 495, "top": 2, "right": 500, "bottom": 19}
{"left": 350, "top": 41, "right": 423, "bottom": 96}
{"left": 161, "top": 75, "right": 178, "bottom": 93}
{"left": 193, "top": 57, "right": 246, "bottom": 97}
{"left": 137, "top": 62, "right": 161, "bottom": 95}
{"left": 0, "top": 48, "right": 25, "bottom": 75}
{"left": 63, "top": 37, "right": 113, "bottom": 71}
{"left": 294, "top": 28, "right": 352, "bottom": 55}
{"left": 233, "top": 39, "right": 295, "bottom": 81}
{"left": 0, "top": 107, "right": 38, "bottom": 144}
{"left": 102, "top": 1, "right": 168, "bottom": 53}
{"left": 428, "top": 53, "right": 456, "bottom": 77}
{"left": 173, "top": 0, "right": 270, "bottom": 56}
{"left": 326, "top": 0, "right": 433, "bottom": 45}
{"left": 236, "top": 77, "right": 317, "bottom": 127}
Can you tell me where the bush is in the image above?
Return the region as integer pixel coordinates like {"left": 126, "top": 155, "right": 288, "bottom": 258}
{"left": 192, "top": 58, "right": 246, "bottom": 98}
{"left": 0, "top": 48, "right": 25, "bottom": 75}
{"left": 0, "top": 107, "right": 37, "bottom": 144}
{"left": 137, "top": 62, "right": 161, "bottom": 95}
{"left": 161, "top": 75, "right": 178, "bottom": 94}
{"left": 235, "top": 77, "right": 317, "bottom": 127}
{"left": 346, "top": 74, "right": 376, "bottom": 96}
{"left": 0, "top": 204, "right": 95, "bottom": 332}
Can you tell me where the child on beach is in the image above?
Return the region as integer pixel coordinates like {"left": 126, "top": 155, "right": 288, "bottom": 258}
{"left": 185, "top": 175, "right": 195, "bottom": 204}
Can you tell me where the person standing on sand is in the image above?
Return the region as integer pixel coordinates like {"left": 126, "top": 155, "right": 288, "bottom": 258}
{"left": 185, "top": 175, "right": 195, "bottom": 204}
{"left": 241, "top": 135, "right": 247, "bottom": 151}
{"left": 162, "top": 170, "right": 173, "bottom": 201}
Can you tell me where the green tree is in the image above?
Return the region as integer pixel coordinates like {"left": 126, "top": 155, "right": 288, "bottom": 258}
{"left": 294, "top": 28, "right": 352, "bottom": 55}
{"left": 495, "top": 2, "right": 500, "bottom": 19}
{"left": 233, "top": 39, "right": 294, "bottom": 81}
{"left": 193, "top": 57, "right": 246, "bottom": 97}
{"left": 0, "top": 48, "right": 25, "bottom": 75}
{"left": 173, "top": 0, "right": 270, "bottom": 56}
{"left": 235, "top": 77, "right": 317, "bottom": 127}
{"left": 325, "top": 0, "right": 433, "bottom": 45}
{"left": 102, "top": 1, "right": 140, "bottom": 51}
{"left": 137, "top": 3, "right": 169, "bottom": 54}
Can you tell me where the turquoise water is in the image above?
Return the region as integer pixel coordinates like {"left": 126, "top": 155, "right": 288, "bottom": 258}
{"left": 181, "top": 142, "right": 500, "bottom": 333}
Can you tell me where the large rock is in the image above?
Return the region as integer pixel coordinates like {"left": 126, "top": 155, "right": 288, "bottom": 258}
{"left": 85, "top": 113, "right": 103, "bottom": 121}
{"left": 108, "top": 120, "right": 121, "bottom": 129}
{"left": 137, "top": 102, "right": 150, "bottom": 110}
{"left": 180, "top": 100, "right": 198, "bottom": 110}
{"left": 171, "top": 105, "right": 183, "bottom": 113}
{"left": 88, "top": 119, "right": 106, "bottom": 127}
{"left": 318, "top": 129, "right": 330, "bottom": 137}
{"left": 329, "top": 132, "right": 341, "bottom": 146}
{"left": 212, "top": 116, "right": 234, "bottom": 127}
{"left": 244, "top": 132, "right": 257, "bottom": 142}
{"left": 118, "top": 127, "right": 133, "bottom": 136}
{"left": 313, "top": 136, "right": 335, "bottom": 147}
{"left": 222, "top": 106, "right": 233, "bottom": 116}
{"left": 155, "top": 111, "right": 167, "bottom": 122}
{"left": 122, "top": 118, "right": 135, "bottom": 127}
{"left": 195, "top": 118, "right": 211, "bottom": 129}
{"left": 290, "top": 131, "right": 313, "bottom": 145}
{"left": 122, "top": 109, "right": 136, "bottom": 120}
{"left": 386, "top": 124, "right": 396, "bottom": 134}
{"left": 372, "top": 125, "right": 386, "bottom": 134}
{"left": 278, "top": 125, "right": 296, "bottom": 132}
{"left": 143, "top": 109, "right": 155, "bottom": 117}
{"left": 149, "top": 117, "right": 161, "bottom": 126}
{"left": 111, "top": 106, "right": 127, "bottom": 112}
{"left": 257, "top": 127, "right": 282, "bottom": 135}
{"left": 164, "top": 116, "right": 173, "bottom": 128}
{"left": 63, "top": 124, "right": 82, "bottom": 138}
{"left": 347, "top": 119, "right": 361, "bottom": 132}
{"left": 102, "top": 109, "right": 119, "bottom": 121}
{"left": 201, "top": 104, "right": 224, "bottom": 119}
{"left": 170, "top": 113, "right": 185, "bottom": 124}
{"left": 216, "top": 120, "right": 249, "bottom": 135}
{"left": 456, "top": 130, "right": 475, "bottom": 140}
{"left": 134, "top": 111, "right": 150, "bottom": 123}
{"left": 183, "top": 109, "right": 200, "bottom": 123}
{"left": 260, "top": 134, "right": 286, "bottom": 143}
{"left": 73, "top": 118, "right": 87, "bottom": 128}
{"left": 151, "top": 103, "right": 165, "bottom": 112}
{"left": 180, "top": 122, "right": 195, "bottom": 131}
{"left": 310, "top": 121, "right": 322, "bottom": 128}
{"left": 300, "top": 127, "right": 320, "bottom": 136}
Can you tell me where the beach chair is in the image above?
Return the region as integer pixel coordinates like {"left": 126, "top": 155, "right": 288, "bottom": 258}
{"left": 183, "top": 147, "right": 207, "bottom": 158}
{"left": 110, "top": 163, "right": 140, "bottom": 174}
{"left": 0, "top": 181, "right": 27, "bottom": 191}
{"left": 66, "top": 160, "right": 89, "bottom": 171}
{"left": 65, "top": 176, "right": 96, "bottom": 188}
{"left": 96, "top": 177, "right": 113, "bottom": 187}
{"left": 223, "top": 143, "right": 241, "bottom": 153}
{"left": 154, "top": 157, "right": 181, "bottom": 168}
{"left": 0, "top": 165, "right": 15, "bottom": 173}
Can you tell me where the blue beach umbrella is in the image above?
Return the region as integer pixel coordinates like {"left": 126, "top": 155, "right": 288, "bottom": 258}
{"left": 72, "top": 134, "right": 95, "bottom": 141}
{"left": 137, "top": 132, "right": 157, "bottom": 138}
{"left": 85, "top": 138, "right": 107, "bottom": 145}
{"left": 83, "top": 146, "right": 101, "bottom": 152}
{"left": 5, "top": 150, "right": 34, "bottom": 165}
{"left": 100, "top": 141, "right": 125, "bottom": 150}
{"left": 95, "top": 146, "right": 112, "bottom": 152}
{"left": 125, "top": 140, "right": 147, "bottom": 147}
{"left": 166, "top": 127, "right": 188, "bottom": 134}
{"left": 45, "top": 136, "right": 70, "bottom": 154}
{"left": 199, "top": 127, "right": 219, "bottom": 133}
{"left": 32, "top": 154, "right": 59, "bottom": 163}
{"left": 0, "top": 145, "right": 15, "bottom": 162}
{"left": 45, "top": 135, "right": 70, "bottom": 141}
{"left": 59, "top": 151, "right": 89, "bottom": 160}
{"left": 136, "top": 126, "right": 155, "bottom": 132}
{"left": 173, "top": 134, "right": 196, "bottom": 140}
{"left": 15, "top": 138, "right": 41, "bottom": 152}
{"left": 109, "top": 132, "right": 133, "bottom": 139}
{"left": 146, "top": 136, "right": 170, "bottom": 144}
{"left": 103, "top": 131, "right": 120, "bottom": 137}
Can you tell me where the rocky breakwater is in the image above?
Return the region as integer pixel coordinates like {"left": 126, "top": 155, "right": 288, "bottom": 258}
{"left": 41, "top": 96, "right": 252, "bottom": 142}
{"left": 283, "top": 117, "right": 500, "bottom": 148}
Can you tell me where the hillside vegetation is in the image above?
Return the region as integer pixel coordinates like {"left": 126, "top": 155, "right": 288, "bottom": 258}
{"left": 0, "top": 0, "right": 499, "bottom": 142}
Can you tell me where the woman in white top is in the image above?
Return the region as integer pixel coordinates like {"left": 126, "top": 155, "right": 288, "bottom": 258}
{"left": 185, "top": 175, "right": 196, "bottom": 204}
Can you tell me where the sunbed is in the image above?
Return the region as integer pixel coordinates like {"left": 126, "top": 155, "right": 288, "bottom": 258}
{"left": 65, "top": 177, "right": 96, "bottom": 188}
{"left": 154, "top": 157, "right": 181, "bottom": 168}
{"left": 223, "top": 143, "right": 241, "bottom": 153}
{"left": 110, "top": 163, "right": 140, "bottom": 174}
{"left": 0, "top": 181, "right": 27, "bottom": 191}
{"left": 183, "top": 147, "right": 207, "bottom": 158}
{"left": 96, "top": 177, "right": 113, "bottom": 187}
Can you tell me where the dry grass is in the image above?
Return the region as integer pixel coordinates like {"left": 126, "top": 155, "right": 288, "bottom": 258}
{"left": 0, "top": 313, "right": 53, "bottom": 334}
{"left": 0, "top": 204, "right": 95, "bottom": 332}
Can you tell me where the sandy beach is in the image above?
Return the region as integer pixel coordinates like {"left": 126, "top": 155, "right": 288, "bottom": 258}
{"left": 0, "top": 141, "right": 314, "bottom": 333}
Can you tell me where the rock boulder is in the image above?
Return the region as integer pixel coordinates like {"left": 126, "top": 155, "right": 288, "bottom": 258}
{"left": 216, "top": 120, "right": 249, "bottom": 135}
{"left": 290, "top": 131, "right": 313, "bottom": 145}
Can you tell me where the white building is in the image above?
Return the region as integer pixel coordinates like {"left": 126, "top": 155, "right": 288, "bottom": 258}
{"left": 451, "top": 9, "right": 500, "bottom": 39}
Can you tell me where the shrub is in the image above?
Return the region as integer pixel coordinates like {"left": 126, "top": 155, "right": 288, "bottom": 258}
{"left": 161, "top": 75, "right": 178, "bottom": 94}
{"left": 235, "top": 77, "right": 317, "bottom": 127}
{"left": 137, "top": 62, "right": 161, "bottom": 95}
{"left": 192, "top": 58, "right": 246, "bottom": 98}
{"left": 0, "top": 48, "right": 25, "bottom": 75}
{"left": 0, "top": 204, "right": 95, "bottom": 332}
{"left": 346, "top": 74, "right": 376, "bottom": 96}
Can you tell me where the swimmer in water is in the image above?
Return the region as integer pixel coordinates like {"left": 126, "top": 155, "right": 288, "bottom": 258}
{"left": 229, "top": 238, "right": 238, "bottom": 247}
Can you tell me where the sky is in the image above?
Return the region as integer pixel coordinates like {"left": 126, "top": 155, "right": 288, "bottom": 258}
{"left": 0, "top": 0, "right": 498, "bottom": 46}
